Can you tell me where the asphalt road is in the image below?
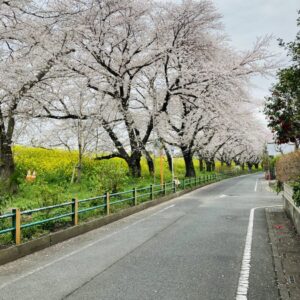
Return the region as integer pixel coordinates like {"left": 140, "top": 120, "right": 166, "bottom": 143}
{"left": 0, "top": 174, "right": 281, "bottom": 300}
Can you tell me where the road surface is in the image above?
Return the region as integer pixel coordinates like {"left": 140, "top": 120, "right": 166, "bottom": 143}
{"left": 0, "top": 173, "right": 281, "bottom": 300}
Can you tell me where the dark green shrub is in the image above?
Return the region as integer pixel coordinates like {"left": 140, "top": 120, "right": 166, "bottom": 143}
{"left": 293, "top": 180, "right": 300, "bottom": 207}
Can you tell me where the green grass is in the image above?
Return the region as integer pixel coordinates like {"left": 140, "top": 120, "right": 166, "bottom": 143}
{"left": 0, "top": 146, "right": 261, "bottom": 246}
{"left": 0, "top": 146, "right": 213, "bottom": 213}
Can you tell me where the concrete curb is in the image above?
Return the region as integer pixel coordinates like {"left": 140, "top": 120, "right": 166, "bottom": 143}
{"left": 0, "top": 181, "right": 218, "bottom": 266}
{"left": 265, "top": 208, "right": 289, "bottom": 300}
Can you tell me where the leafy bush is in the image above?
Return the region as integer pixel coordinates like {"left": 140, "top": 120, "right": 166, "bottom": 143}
{"left": 276, "top": 150, "right": 300, "bottom": 182}
{"left": 293, "top": 180, "right": 300, "bottom": 207}
{"left": 275, "top": 151, "right": 300, "bottom": 206}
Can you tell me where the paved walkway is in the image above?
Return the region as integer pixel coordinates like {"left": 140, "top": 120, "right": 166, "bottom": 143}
{"left": 266, "top": 207, "right": 300, "bottom": 299}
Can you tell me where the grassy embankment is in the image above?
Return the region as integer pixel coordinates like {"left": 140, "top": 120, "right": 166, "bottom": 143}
{"left": 0, "top": 146, "right": 246, "bottom": 245}
{"left": 0, "top": 146, "right": 218, "bottom": 213}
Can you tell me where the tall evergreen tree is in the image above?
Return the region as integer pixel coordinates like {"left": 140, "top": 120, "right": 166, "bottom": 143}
{"left": 264, "top": 12, "right": 300, "bottom": 149}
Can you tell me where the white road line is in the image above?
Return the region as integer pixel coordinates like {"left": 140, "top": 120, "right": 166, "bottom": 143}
{"left": 254, "top": 179, "right": 258, "bottom": 192}
{"left": 219, "top": 194, "right": 227, "bottom": 198}
{"left": 0, "top": 204, "right": 175, "bottom": 290}
{"left": 236, "top": 205, "right": 282, "bottom": 300}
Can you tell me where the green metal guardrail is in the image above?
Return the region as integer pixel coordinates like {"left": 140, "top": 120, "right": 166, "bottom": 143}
{"left": 0, "top": 170, "right": 255, "bottom": 245}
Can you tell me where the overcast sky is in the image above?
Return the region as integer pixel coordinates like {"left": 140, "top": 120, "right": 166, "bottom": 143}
{"left": 211, "top": 0, "right": 299, "bottom": 132}
{"left": 214, "top": 0, "right": 299, "bottom": 99}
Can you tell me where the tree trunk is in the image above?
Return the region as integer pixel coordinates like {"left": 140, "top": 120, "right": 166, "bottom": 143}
{"left": 226, "top": 161, "right": 231, "bottom": 167}
{"left": 206, "top": 160, "right": 215, "bottom": 172}
{"left": 247, "top": 162, "right": 253, "bottom": 171}
{"left": 0, "top": 142, "right": 15, "bottom": 192}
{"left": 254, "top": 163, "right": 259, "bottom": 170}
{"left": 199, "top": 157, "right": 204, "bottom": 172}
{"left": 127, "top": 154, "right": 142, "bottom": 178}
{"left": 76, "top": 153, "right": 82, "bottom": 183}
{"left": 234, "top": 160, "right": 240, "bottom": 166}
{"left": 0, "top": 112, "right": 16, "bottom": 192}
{"left": 205, "top": 160, "right": 212, "bottom": 172}
{"left": 164, "top": 146, "right": 173, "bottom": 172}
{"left": 144, "top": 150, "right": 154, "bottom": 175}
{"left": 76, "top": 134, "right": 83, "bottom": 183}
{"left": 211, "top": 160, "right": 215, "bottom": 171}
{"left": 241, "top": 163, "right": 245, "bottom": 170}
{"left": 182, "top": 148, "right": 195, "bottom": 177}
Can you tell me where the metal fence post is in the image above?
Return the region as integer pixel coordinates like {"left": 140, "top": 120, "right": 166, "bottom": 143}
{"left": 133, "top": 188, "right": 137, "bottom": 206}
{"left": 72, "top": 198, "right": 78, "bottom": 226}
{"left": 105, "top": 192, "right": 110, "bottom": 215}
{"left": 164, "top": 182, "right": 167, "bottom": 195}
{"left": 173, "top": 180, "right": 176, "bottom": 193}
{"left": 183, "top": 179, "right": 185, "bottom": 189}
{"left": 150, "top": 184, "right": 154, "bottom": 200}
{"left": 12, "top": 208, "right": 21, "bottom": 245}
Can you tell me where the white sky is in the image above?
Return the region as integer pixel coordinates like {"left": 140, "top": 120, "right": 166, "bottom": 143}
{"left": 210, "top": 0, "right": 299, "bottom": 134}
{"left": 213, "top": 0, "right": 299, "bottom": 103}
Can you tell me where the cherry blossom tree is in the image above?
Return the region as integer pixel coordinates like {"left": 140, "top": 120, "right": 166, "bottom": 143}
{"left": 0, "top": 0, "right": 277, "bottom": 185}
{"left": 0, "top": 1, "right": 75, "bottom": 189}
{"left": 50, "top": 0, "right": 161, "bottom": 177}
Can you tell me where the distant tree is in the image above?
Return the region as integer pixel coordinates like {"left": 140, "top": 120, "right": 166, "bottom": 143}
{"left": 264, "top": 12, "right": 300, "bottom": 149}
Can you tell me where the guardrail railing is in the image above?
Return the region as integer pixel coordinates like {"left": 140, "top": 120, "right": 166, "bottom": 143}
{"left": 0, "top": 170, "right": 254, "bottom": 245}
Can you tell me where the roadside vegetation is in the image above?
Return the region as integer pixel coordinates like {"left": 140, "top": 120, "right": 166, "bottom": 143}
{"left": 0, "top": 145, "right": 250, "bottom": 246}
{"left": 264, "top": 13, "right": 300, "bottom": 205}
{"left": 0, "top": 146, "right": 223, "bottom": 214}
{"left": 276, "top": 151, "right": 300, "bottom": 206}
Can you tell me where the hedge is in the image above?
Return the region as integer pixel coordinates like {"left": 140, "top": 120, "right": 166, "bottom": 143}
{"left": 276, "top": 151, "right": 300, "bottom": 182}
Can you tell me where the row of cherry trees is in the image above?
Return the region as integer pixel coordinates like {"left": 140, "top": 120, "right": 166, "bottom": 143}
{"left": 0, "top": 0, "right": 274, "bottom": 187}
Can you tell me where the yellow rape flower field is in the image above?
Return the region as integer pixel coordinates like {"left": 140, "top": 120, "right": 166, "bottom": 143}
{"left": 0, "top": 146, "right": 215, "bottom": 213}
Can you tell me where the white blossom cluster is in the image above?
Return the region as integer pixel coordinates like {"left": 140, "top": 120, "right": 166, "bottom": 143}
{"left": 0, "top": 0, "right": 276, "bottom": 177}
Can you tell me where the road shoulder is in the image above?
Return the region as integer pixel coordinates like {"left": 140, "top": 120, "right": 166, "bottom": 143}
{"left": 266, "top": 207, "right": 300, "bottom": 299}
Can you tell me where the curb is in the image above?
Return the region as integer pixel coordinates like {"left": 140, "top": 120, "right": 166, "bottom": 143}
{"left": 265, "top": 208, "right": 289, "bottom": 300}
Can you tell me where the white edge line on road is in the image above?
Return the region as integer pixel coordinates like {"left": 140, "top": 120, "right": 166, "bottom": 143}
{"left": 236, "top": 205, "right": 282, "bottom": 300}
{"left": 254, "top": 179, "right": 258, "bottom": 192}
{"left": 0, "top": 204, "right": 175, "bottom": 290}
